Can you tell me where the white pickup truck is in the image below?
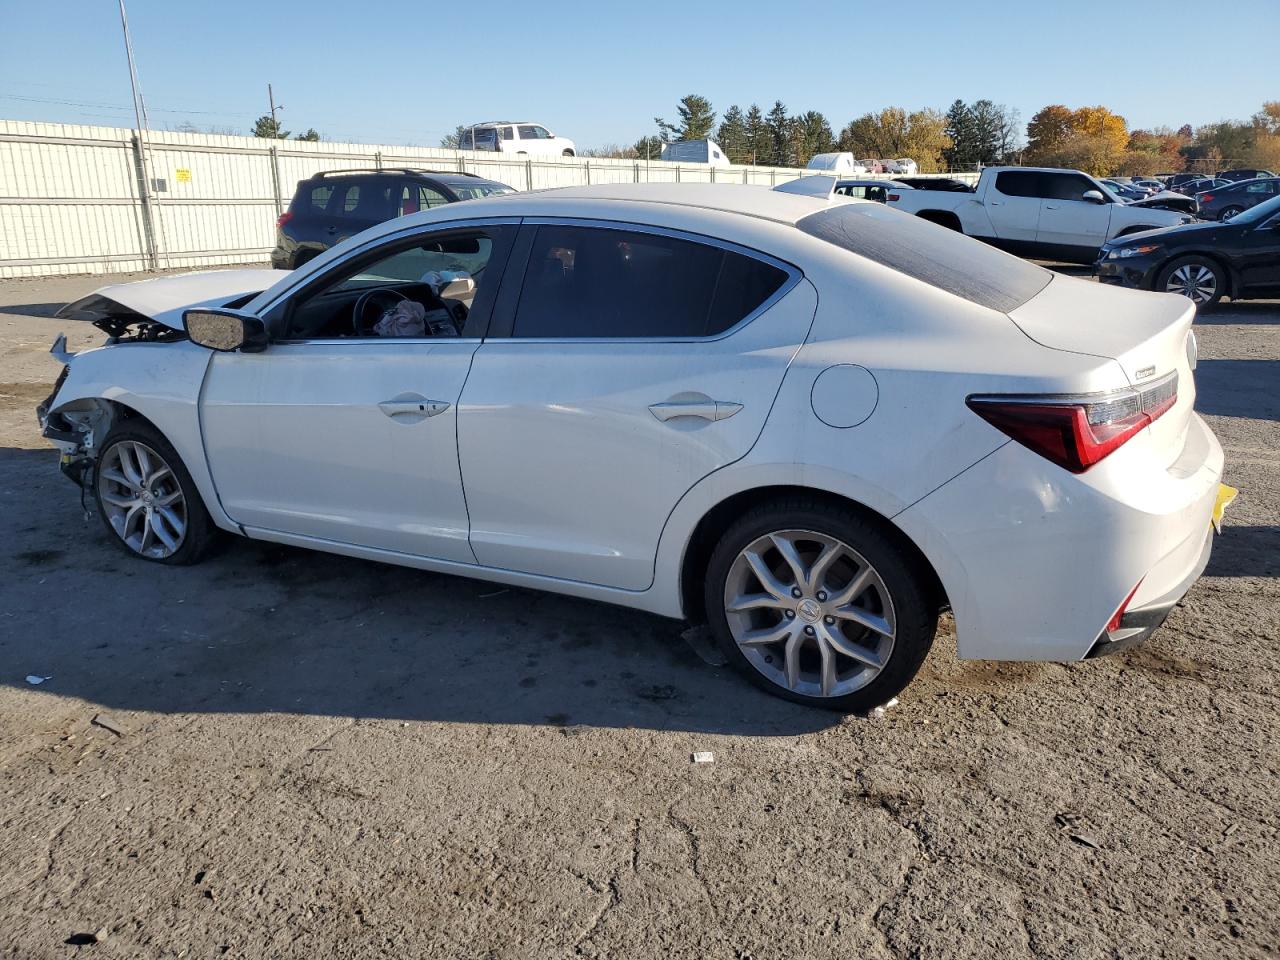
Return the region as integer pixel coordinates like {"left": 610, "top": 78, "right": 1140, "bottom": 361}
{"left": 885, "top": 166, "right": 1195, "bottom": 263}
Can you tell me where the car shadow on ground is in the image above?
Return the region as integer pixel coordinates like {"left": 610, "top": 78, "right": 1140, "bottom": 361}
{"left": 1192, "top": 359, "right": 1279, "bottom": 422}
{"left": 0, "top": 302, "right": 64, "bottom": 319}
{"left": 0, "top": 446, "right": 838, "bottom": 736}
{"left": 1196, "top": 302, "right": 1280, "bottom": 325}
{"left": 1205, "top": 524, "right": 1280, "bottom": 578}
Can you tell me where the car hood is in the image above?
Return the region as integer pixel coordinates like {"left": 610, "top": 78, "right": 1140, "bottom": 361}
{"left": 56, "top": 268, "right": 282, "bottom": 331}
{"left": 1104, "top": 219, "right": 1228, "bottom": 247}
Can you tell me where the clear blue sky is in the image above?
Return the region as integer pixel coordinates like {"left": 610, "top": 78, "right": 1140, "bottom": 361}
{"left": 0, "top": 0, "right": 1272, "bottom": 148}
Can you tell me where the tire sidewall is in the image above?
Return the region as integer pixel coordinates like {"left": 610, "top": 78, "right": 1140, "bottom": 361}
{"left": 703, "top": 502, "right": 936, "bottom": 713}
{"left": 94, "top": 420, "right": 214, "bottom": 565}
{"left": 1156, "top": 255, "right": 1225, "bottom": 306}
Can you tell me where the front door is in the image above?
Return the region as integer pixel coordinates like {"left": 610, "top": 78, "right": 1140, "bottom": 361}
{"left": 200, "top": 222, "right": 516, "bottom": 562}
{"left": 1034, "top": 171, "right": 1111, "bottom": 252}
{"left": 457, "top": 221, "right": 815, "bottom": 590}
{"left": 1238, "top": 207, "right": 1280, "bottom": 294}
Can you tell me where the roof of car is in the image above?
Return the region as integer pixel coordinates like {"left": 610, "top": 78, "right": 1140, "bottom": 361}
{"left": 513, "top": 182, "right": 843, "bottom": 225}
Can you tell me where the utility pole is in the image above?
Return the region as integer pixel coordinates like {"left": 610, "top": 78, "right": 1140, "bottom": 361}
{"left": 268, "top": 83, "right": 282, "bottom": 135}
{"left": 118, "top": 0, "right": 161, "bottom": 270}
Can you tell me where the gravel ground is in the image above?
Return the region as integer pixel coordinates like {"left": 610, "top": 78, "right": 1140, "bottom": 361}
{"left": 0, "top": 271, "right": 1277, "bottom": 959}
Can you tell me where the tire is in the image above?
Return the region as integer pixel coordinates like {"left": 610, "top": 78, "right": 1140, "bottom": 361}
{"left": 94, "top": 418, "right": 218, "bottom": 565}
{"left": 704, "top": 498, "right": 937, "bottom": 712}
{"left": 1219, "top": 205, "right": 1243, "bottom": 221}
{"left": 561, "top": 149, "right": 575, "bottom": 157}
{"left": 1156, "top": 255, "right": 1225, "bottom": 306}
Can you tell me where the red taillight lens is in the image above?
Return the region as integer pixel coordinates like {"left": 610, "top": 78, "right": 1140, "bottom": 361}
{"left": 966, "top": 373, "right": 1177, "bottom": 473}
{"left": 887, "top": 193, "right": 901, "bottom": 202}
{"left": 276, "top": 211, "right": 293, "bottom": 229}
{"left": 1199, "top": 193, "right": 1213, "bottom": 204}
{"left": 1106, "top": 579, "right": 1144, "bottom": 633}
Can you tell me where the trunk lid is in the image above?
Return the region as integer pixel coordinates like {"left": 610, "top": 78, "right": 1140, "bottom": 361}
{"left": 1008, "top": 272, "right": 1198, "bottom": 465}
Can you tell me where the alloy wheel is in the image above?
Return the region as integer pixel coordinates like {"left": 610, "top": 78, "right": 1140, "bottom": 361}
{"left": 98, "top": 440, "right": 187, "bottom": 559}
{"left": 723, "top": 530, "right": 896, "bottom": 698}
{"left": 1165, "top": 263, "right": 1218, "bottom": 303}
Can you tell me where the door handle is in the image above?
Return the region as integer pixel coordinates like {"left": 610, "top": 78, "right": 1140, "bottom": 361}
{"left": 379, "top": 398, "right": 450, "bottom": 419}
{"left": 648, "top": 400, "right": 743, "bottom": 422}
{"left": 1044, "top": 204, "right": 1060, "bottom": 210}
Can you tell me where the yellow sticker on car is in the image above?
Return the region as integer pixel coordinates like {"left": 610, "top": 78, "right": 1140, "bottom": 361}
{"left": 1211, "top": 483, "right": 1238, "bottom": 534}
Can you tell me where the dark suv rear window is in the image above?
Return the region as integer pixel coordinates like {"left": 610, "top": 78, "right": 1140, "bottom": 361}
{"left": 797, "top": 202, "right": 1052, "bottom": 313}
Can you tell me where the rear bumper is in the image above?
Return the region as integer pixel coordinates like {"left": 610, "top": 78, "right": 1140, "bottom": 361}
{"left": 894, "top": 413, "right": 1224, "bottom": 661}
{"left": 1085, "top": 525, "right": 1213, "bottom": 657}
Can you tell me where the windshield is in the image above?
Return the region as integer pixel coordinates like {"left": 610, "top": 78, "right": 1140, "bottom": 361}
{"left": 450, "top": 182, "right": 515, "bottom": 200}
{"left": 797, "top": 201, "right": 1052, "bottom": 312}
{"left": 1232, "top": 193, "right": 1280, "bottom": 225}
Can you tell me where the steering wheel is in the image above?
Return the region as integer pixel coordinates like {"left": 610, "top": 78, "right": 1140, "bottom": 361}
{"left": 351, "top": 288, "right": 409, "bottom": 336}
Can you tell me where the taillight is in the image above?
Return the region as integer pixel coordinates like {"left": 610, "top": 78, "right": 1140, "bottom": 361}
{"left": 1199, "top": 193, "right": 1213, "bottom": 204}
{"left": 887, "top": 193, "right": 901, "bottom": 202}
{"left": 276, "top": 211, "right": 293, "bottom": 228}
{"left": 966, "top": 372, "right": 1177, "bottom": 473}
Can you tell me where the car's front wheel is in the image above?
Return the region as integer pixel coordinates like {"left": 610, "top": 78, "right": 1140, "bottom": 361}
{"left": 1219, "top": 205, "right": 1243, "bottom": 221}
{"left": 1157, "top": 255, "right": 1225, "bottom": 306}
{"left": 704, "top": 499, "right": 937, "bottom": 712}
{"left": 95, "top": 419, "right": 217, "bottom": 564}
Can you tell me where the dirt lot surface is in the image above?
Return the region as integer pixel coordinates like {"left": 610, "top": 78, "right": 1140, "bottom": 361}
{"left": 1, "top": 271, "right": 1277, "bottom": 959}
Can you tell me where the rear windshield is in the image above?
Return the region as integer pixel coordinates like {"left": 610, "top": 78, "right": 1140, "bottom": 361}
{"left": 797, "top": 202, "right": 1052, "bottom": 312}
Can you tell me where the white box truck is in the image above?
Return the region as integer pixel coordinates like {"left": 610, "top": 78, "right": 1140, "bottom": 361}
{"left": 660, "top": 139, "right": 731, "bottom": 167}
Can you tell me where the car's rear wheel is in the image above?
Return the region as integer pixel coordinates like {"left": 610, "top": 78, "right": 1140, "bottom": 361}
{"left": 1157, "top": 255, "right": 1225, "bottom": 306}
{"left": 1219, "top": 205, "right": 1243, "bottom": 221}
{"left": 95, "top": 420, "right": 217, "bottom": 565}
{"left": 704, "top": 499, "right": 937, "bottom": 712}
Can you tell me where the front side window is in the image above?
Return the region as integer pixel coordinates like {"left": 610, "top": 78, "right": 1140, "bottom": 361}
{"left": 1244, "top": 181, "right": 1273, "bottom": 193}
{"left": 1041, "top": 173, "right": 1103, "bottom": 202}
{"left": 511, "top": 225, "right": 788, "bottom": 339}
{"left": 518, "top": 125, "right": 539, "bottom": 140}
{"left": 280, "top": 227, "right": 508, "bottom": 340}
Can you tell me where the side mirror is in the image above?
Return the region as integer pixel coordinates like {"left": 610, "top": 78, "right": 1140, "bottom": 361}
{"left": 1082, "top": 189, "right": 1106, "bottom": 204}
{"left": 184, "top": 309, "right": 268, "bottom": 353}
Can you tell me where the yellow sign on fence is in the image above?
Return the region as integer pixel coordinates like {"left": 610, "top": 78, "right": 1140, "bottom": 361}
{"left": 174, "top": 168, "right": 192, "bottom": 183}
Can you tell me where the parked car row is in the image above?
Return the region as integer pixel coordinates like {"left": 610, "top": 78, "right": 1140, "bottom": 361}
{"left": 808, "top": 153, "right": 918, "bottom": 176}
{"left": 1097, "top": 193, "right": 1280, "bottom": 305}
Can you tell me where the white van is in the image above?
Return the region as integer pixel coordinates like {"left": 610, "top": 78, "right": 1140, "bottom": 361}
{"left": 459, "top": 122, "right": 577, "bottom": 157}
{"left": 660, "top": 139, "right": 731, "bottom": 168}
{"left": 806, "top": 152, "right": 868, "bottom": 175}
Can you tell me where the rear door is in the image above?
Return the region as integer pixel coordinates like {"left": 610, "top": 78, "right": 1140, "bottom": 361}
{"left": 1034, "top": 171, "right": 1111, "bottom": 251}
{"left": 988, "top": 171, "right": 1043, "bottom": 242}
{"left": 457, "top": 220, "right": 814, "bottom": 590}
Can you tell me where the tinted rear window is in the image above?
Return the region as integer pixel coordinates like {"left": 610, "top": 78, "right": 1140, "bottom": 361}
{"left": 797, "top": 202, "right": 1052, "bottom": 313}
{"left": 513, "top": 225, "right": 788, "bottom": 339}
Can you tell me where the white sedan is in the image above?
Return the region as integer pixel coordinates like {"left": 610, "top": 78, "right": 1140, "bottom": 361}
{"left": 39, "top": 184, "right": 1226, "bottom": 711}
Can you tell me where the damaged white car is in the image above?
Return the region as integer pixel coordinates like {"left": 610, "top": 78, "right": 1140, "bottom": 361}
{"left": 39, "top": 184, "right": 1226, "bottom": 711}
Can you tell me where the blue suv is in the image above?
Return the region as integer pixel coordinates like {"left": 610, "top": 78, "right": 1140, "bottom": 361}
{"left": 271, "top": 168, "right": 514, "bottom": 269}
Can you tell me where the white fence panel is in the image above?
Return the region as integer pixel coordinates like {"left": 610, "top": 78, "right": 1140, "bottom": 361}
{"left": 0, "top": 120, "right": 980, "bottom": 278}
